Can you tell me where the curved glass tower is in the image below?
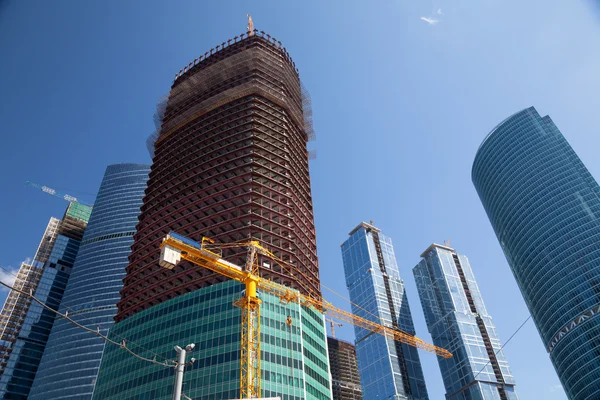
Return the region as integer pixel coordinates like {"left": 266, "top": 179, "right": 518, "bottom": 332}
{"left": 29, "top": 163, "right": 150, "bottom": 400}
{"left": 472, "top": 107, "right": 600, "bottom": 400}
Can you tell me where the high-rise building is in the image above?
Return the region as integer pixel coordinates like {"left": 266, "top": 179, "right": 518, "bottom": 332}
{"left": 472, "top": 106, "right": 600, "bottom": 399}
{"left": 29, "top": 164, "right": 150, "bottom": 400}
{"left": 93, "top": 27, "right": 331, "bottom": 400}
{"left": 341, "top": 222, "right": 429, "bottom": 400}
{"left": 0, "top": 202, "right": 91, "bottom": 399}
{"left": 414, "top": 244, "right": 518, "bottom": 400}
{"left": 327, "top": 337, "right": 362, "bottom": 400}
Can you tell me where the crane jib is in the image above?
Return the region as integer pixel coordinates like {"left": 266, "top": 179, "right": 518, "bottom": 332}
{"left": 158, "top": 232, "right": 453, "bottom": 398}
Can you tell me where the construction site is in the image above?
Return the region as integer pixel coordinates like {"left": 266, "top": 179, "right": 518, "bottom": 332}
{"left": 90, "top": 24, "right": 450, "bottom": 400}
{"left": 0, "top": 195, "right": 91, "bottom": 398}
{"left": 0, "top": 20, "right": 451, "bottom": 400}
{"left": 4, "top": 2, "right": 597, "bottom": 399}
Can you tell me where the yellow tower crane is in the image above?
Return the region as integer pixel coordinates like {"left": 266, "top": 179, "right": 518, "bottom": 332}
{"left": 159, "top": 232, "right": 452, "bottom": 399}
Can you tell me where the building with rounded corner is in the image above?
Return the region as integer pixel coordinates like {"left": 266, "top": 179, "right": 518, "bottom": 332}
{"left": 472, "top": 107, "right": 600, "bottom": 399}
{"left": 29, "top": 163, "right": 150, "bottom": 400}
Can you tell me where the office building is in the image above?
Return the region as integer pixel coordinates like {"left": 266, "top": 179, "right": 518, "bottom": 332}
{"left": 414, "top": 244, "right": 518, "bottom": 399}
{"left": 472, "top": 106, "right": 600, "bottom": 399}
{"left": 93, "top": 26, "right": 331, "bottom": 400}
{"left": 327, "top": 337, "right": 361, "bottom": 400}
{"left": 0, "top": 202, "right": 91, "bottom": 399}
{"left": 341, "top": 222, "right": 429, "bottom": 400}
{"left": 29, "top": 164, "right": 150, "bottom": 399}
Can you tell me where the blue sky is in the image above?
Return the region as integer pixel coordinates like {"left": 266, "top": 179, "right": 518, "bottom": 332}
{"left": 1, "top": 1, "right": 600, "bottom": 398}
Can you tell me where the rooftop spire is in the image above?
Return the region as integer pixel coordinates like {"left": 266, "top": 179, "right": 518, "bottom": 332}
{"left": 246, "top": 14, "right": 254, "bottom": 36}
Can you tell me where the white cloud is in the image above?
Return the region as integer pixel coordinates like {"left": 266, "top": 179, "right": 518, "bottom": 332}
{"left": 0, "top": 268, "right": 18, "bottom": 290}
{"left": 0, "top": 259, "right": 31, "bottom": 291}
{"left": 437, "top": 8, "right": 443, "bottom": 15}
{"left": 549, "top": 384, "right": 563, "bottom": 393}
{"left": 420, "top": 16, "right": 439, "bottom": 25}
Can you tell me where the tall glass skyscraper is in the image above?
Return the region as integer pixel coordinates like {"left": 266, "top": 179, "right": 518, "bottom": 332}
{"left": 93, "top": 26, "right": 332, "bottom": 400}
{"left": 472, "top": 107, "right": 600, "bottom": 400}
{"left": 0, "top": 203, "right": 90, "bottom": 399}
{"left": 29, "top": 163, "right": 150, "bottom": 399}
{"left": 341, "top": 222, "right": 429, "bottom": 400}
{"left": 414, "top": 244, "right": 517, "bottom": 400}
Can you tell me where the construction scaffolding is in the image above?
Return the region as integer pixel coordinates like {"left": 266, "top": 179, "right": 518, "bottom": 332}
{"left": 117, "top": 30, "right": 320, "bottom": 322}
{"left": 0, "top": 263, "right": 44, "bottom": 373}
{"left": 146, "top": 93, "right": 169, "bottom": 159}
{"left": 0, "top": 217, "right": 60, "bottom": 372}
{"left": 160, "top": 30, "right": 313, "bottom": 144}
{"left": 0, "top": 204, "right": 89, "bottom": 379}
{"left": 327, "top": 337, "right": 362, "bottom": 400}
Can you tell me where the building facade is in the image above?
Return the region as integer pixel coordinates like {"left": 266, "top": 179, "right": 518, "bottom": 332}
{"left": 29, "top": 164, "right": 150, "bottom": 399}
{"left": 93, "top": 28, "right": 331, "bottom": 400}
{"left": 341, "top": 222, "right": 429, "bottom": 400}
{"left": 414, "top": 244, "right": 517, "bottom": 400}
{"left": 327, "top": 337, "right": 362, "bottom": 400}
{"left": 94, "top": 282, "right": 331, "bottom": 400}
{"left": 0, "top": 203, "right": 91, "bottom": 399}
{"left": 472, "top": 107, "right": 600, "bottom": 399}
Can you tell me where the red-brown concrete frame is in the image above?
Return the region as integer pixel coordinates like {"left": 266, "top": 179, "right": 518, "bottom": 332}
{"left": 116, "top": 33, "right": 319, "bottom": 321}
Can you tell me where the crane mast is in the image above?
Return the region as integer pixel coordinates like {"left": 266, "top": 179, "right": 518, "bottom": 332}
{"left": 233, "top": 242, "right": 262, "bottom": 399}
{"left": 160, "top": 232, "right": 452, "bottom": 399}
{"left": 325, "top": 318, "right": 342, "bottom": 339}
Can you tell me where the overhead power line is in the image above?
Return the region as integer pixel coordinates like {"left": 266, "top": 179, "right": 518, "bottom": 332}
{"left": 473, "top": 315, "right": 532, "bottom": 380}
{"left": 0, "top": 264, "right": 162, "bottom": 361}
{"left": 0, "top": 264, "right": 171, "bottom": 365}
{"left": 0, "top": 264, "right": 98, "bottom": 320}
{"left": 0, "top": 278, "right": 176, "bottom": 368}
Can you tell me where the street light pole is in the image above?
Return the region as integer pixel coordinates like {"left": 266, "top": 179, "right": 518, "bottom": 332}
{"left": 172, "top": 343, "right": 195, "bottom": 400}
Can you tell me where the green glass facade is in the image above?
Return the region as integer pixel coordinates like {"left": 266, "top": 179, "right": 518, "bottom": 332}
{"left": 65, "top": 202, "right": 93, "bottom": 223}
{"left": 93, "top": 281, "right": 332, "bottom": 400}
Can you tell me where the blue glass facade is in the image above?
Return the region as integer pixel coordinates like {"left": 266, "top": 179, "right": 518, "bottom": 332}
{"left": 341, "top": 222, "right": 429, "bottom": 400}
{"left": 0, "top": 266, "right": 70, "bottom": 399}
{"left": 29, "top": 163, "right": 150, "bottom": 400}
{"left": 414, "top": 244, "right": 517, "bottom": 400}
{"left": 0, "top": 203, "right": 89, "bottom": 399}
{"left": 472, "top": 107, "right": 600, "bottom": 400}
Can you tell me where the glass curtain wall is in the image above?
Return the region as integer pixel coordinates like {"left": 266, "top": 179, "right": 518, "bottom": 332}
{"left": 341, "top": 222, "right": 429, "bottom": 400}
{"left": 92, "top": 281, "right": 332, "bottom": 400}
{"left": 0, "top": 203, "right": 89, "bottom": 399}
{"left": 472, "top": 107, "right": 600, "bottom": 399}
{"left": 414, "top": 244, "right": 517, "bottom": 400}
{"left": 29, "top": 164, "right": 150, "bottom": 400}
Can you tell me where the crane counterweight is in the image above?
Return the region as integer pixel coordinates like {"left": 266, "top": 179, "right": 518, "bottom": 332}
{"left": 159, "top": 244, "right": 181, "bottom": 269}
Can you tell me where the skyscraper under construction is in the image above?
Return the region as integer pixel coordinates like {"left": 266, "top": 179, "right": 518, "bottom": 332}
{"left": 29, "top": 164, "right": 150, "bottom": 400}
{"left": 93, "top": 22, "right": 331, "bottom": 400}
{"left": 327, "top": 337, "right": 362, "bottom": 400}
{"left": 0, "top": 202, "right": 91, "bottom": 399}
